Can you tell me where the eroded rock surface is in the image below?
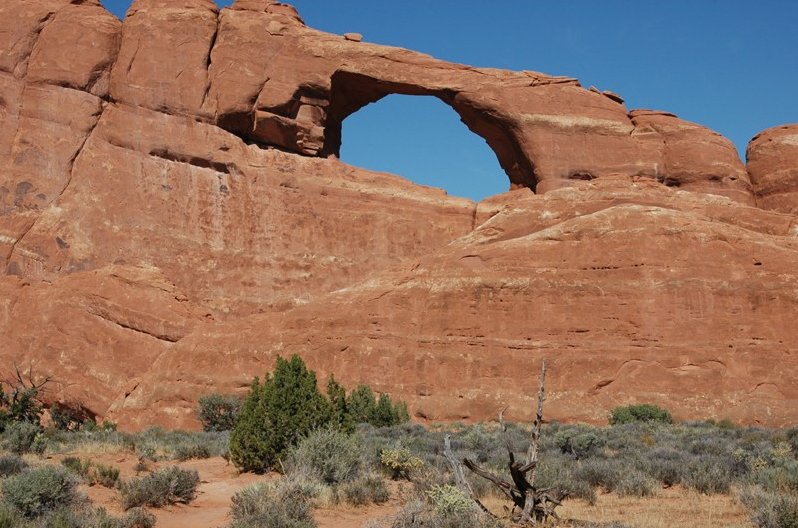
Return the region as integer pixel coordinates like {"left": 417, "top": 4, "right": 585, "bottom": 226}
{"left": 1, "top": 0, "right": 796, "bottom": 429}
{"left": 748, "top": 124, "right": 798, "bottom": 215}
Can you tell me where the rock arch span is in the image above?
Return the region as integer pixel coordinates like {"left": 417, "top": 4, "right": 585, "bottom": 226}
{"left": 319, "top": 70, "right": 538, "bottom": 192}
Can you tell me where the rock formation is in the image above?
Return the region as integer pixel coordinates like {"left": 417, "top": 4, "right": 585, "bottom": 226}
{"left": 1, "top": 0, "right": 796, "bottom": 429}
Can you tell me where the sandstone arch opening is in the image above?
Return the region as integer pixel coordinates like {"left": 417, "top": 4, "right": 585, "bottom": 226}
{"left": 337, "top": 94, "right": 508, "bottom": 201}
{"left": 320, "top": 71, "right": 538, "bottom": 197}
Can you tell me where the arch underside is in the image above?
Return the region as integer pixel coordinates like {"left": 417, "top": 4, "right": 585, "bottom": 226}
{"left": 321, "top": 71, "right": 538, "bottom": 193}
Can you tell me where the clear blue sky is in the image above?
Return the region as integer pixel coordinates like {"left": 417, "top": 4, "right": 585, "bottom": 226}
{"left": 103, "top": 1, "right": 798, "bottom": 200}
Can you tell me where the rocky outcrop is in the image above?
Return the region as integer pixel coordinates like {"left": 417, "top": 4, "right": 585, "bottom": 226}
{"left": 748, "top": 124, "right": 798, "bottom": 215}
{"left": 1, "top": 0, "right": 796, "bottom": 429}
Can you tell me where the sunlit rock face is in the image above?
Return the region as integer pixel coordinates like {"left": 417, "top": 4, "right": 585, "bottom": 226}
{"left": 747, "top": 124, "right": 798, "bottom": 215}
{"left": 1, "top": 0, "right": 796, "bottom": 430}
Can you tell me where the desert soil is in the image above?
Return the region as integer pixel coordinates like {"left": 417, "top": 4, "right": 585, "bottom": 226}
{"left": 45, "top": 453, "right": 752, "bottom": 528}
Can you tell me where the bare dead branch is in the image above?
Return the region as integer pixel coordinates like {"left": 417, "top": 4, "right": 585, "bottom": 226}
{"left": 524, "top": 360, "right": 547, "bottom": 481}
{"left": 443, "top": 434, "right": 497, "bottom": 518}
{"left": 461, "top": 359, "right": 560, "bottom": 526}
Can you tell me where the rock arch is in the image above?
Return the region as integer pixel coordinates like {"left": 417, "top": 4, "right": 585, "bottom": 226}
{"left": 319, "top": 70, "right": 538, "bottom": 192}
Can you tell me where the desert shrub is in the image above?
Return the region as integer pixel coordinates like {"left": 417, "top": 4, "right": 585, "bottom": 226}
{"left": 122, "top": 507, "right": 157, "bottom": 528}
{"left": 347, "top": 385, "right": 377, "bottom": 425}
{"left": 1, "top": 465, "right": 79, "bottom": 518}
{"left": 372, "top": 394, "right": 406, "bottom": 427}
{"left": 60, "top": 457, "right": 118, "bottom": 488}
{"left": 554, "top": 427, "right": 602, "bottom": 459}
{"left": 8, "top": 504, "right": 156, "bottom": 528}
{"left": 197, "top": 394, "right": 241, "bottom": 432}
{"left": 786, "top": 428, "right": 798, "bottom": 456}
{"left": 230, "top": 355, "right": 333, "bottom": 473}
{"left": 339, "top": 474, "right": 389, "bottom": 506}
{"left": 0, "top": 454, "right": 27, "bottom": 477}
{"left": 383, "top": 498, "right": 499, "bottom": 528}
{"left": 80, "top": 419, "right": 118, "bottom": 433}
{"left": 683, "top": 457, "right": 732, "bottom": 494}
{"left": 562, "top": 476, "right": 597, "bottom": 504}
{"left": 3, "top": 421, "right": 41, "bottom": 455}
{"left": 638, "top": 450, "right": 684, "bottom": 486}
{"left": 61, "top": 457, "right": 91, "bottom": 479}
{"left": 347, "top": 386, "right": 408, "bottom": 428}
{"left": 229, "top": 480, "right": 317, "bottom": 528}
{"left": 609, "top": 404, "right": 672, "bottom": 425}
{"left": 380, "top": 447, "right": 424, "bottom": 480}
{"left": 751, "top": 459, "right": 798, "bottom": 493}
{"left": 615, "top": 469, "right": 657, "bottom": 497}
{"left": 426, "top": 484, "right": 475, "bottom": 516}
{"left": 49, "top": 404, "right": 92, "bottom": 432}
{"left": 573, "top": 458, "right": 620, "bottom": 492}
{"left": 286, "top": 426, "right": 362, "bottom": 484}
{"left": 92, "top": 463, "right": 121, "bottom": 488}
{"left": 120, "top": 466, "right": 199, "bottom": 509}
{"left": 174, "top": 442, "right": 211, "bottom": 461}
{"left": 741, "top": 486, "right": 798, "bottom": 528}
{"left": 0, "top": 370, "right": 47, "bottom": 431}
{"left": 0, "top": 503, "right": 23, "bottom": 528}
{"left": 326, "top": 377, "right": 355, "bottom": 434}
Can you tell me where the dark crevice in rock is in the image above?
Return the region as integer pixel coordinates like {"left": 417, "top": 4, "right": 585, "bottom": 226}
{"left": 200, "top": 10, "right": 220, "bottom": 112}
{"left": 18, "top": 10, "right": 57, "bottom": 78}
{"left": 87, "top": 307, "right": 182, "bottom": 343}
{"left": 148, "top": 148, "right": 230, "bottom": 174}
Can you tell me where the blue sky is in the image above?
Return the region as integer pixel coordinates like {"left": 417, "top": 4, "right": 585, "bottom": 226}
{"left": 103, "top": 1, "right": 798, "bottom": 200}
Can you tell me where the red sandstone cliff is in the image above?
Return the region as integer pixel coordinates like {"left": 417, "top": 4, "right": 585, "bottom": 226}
{"left": 1, "top": 0, "right": 797, "bottom": 429}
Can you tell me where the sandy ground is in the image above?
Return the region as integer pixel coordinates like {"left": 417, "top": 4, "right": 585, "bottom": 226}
{"left": 558, "top": 487, "right": 753, "bottom": 528}
{"left": 44, "top": 453, "right": 753, "bottom": 528}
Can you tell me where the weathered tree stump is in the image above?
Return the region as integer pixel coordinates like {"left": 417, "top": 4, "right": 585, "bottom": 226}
{"left": 452, "top": 361, "right": 567, "bottom": 525}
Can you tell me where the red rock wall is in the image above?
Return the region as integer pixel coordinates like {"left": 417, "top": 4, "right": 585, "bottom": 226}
{"left": 1, "top": 0, "right": 796, "bottom": 429}
{"left": 748, "top": 124, "right": 798, "bottom": 215}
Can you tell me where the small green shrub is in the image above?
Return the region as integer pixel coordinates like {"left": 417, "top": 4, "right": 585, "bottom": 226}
{"left": 92, "top": 463, "right": 121, "bottom": 488}
{"left": 340, "top": 474, "right": 389, "bottom": 506}
{"left": 3, "top": 421, "right": 41, "bottom": 454}
{"left": 197, "top": 394, "right": 241, "bottom": 432}
{"left": 380, "top": 447, "right": 423, "bottom": 480}
{"left": 426, "top": 485, "right": 475, "bottom": 516}
{"left": 61, "top": 457, "right": 91, "bottom": 479}
{"left": 573, "top": 459, "right": 620, "bottom": 492}
{"left": 385, "top": 499, "right": 499, "bottom": 528}
{"left": 609, "top": 404, "right": 672, "bottom": 425}
{"left": 615, "top": 469, "right": 657, "bottom": 497}
{"left": 80, "top": 419, "right": 118, "bottom": 432}
{"left": 120, "top": 466, "right": 199, "bottom": 509}
{"left": 554, "top": 428, "right": 602, "bottom": 459}
{"left": 174, "top": 442, "right": 211, "bottom": 461}
{"left": 1, "top": 465, "right": 79, "bottom": 518}
{"left": 123, "top": 507, "right": 157, "bottom": 528}
{"left": 684, "top": 457, "right": 732, "bottom": 494}
{"left": 49, "top": 404, "right": 92, "bottom": 432}
{"left": 0, "top": 503, "right": 23, "bottom": 528}
{"left": 741, "top": 486, "right": 798, "bottom": 528}
{"left": 229, "top": 480, "right": 317, "bottom": 528}
{"left": 0, "top": 370, "right": 46, "bottom": 430}
{"left": 60, "top": 457, "right": 118, "bottom": 488}
{"left": 346, "top": 385, "right": 408, "bottom": 427}
{"left": 286, "top": 426, "right": 362, "bottom": 484}
{"left": 0, "top": 454, "right": 27, "bottom": 477}
{"left": 230, "top": 355, "right": 333, "bottom": 473}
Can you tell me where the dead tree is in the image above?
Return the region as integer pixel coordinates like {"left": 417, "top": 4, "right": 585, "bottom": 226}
{"left": 0, "top": 364, "right": 52, "bottom": 423}
{"left": 459, "top": 360, "right": 567, "bottom": 525}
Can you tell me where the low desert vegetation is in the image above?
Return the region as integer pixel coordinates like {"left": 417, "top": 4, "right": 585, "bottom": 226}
{"left": 119, "top": 466, "right": 200, "bottom": 510}
{"left": 229, "top": 354, "right": 409, "bottom": 473}
{"left": 2, "top": 359, "right": 797, "bottom": 527}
